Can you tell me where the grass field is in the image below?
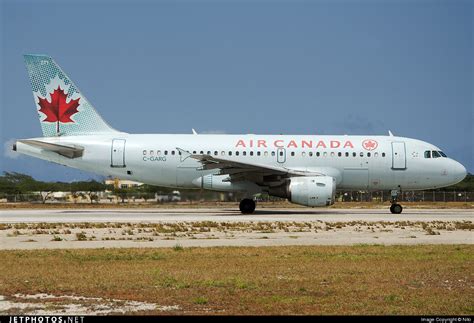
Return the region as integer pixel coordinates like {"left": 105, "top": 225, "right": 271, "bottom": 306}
{"left": 0, "top": 245, "right": 472, "bottom": 315}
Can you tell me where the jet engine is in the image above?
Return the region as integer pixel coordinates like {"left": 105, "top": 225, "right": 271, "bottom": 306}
{"left": 192, "top": 174, "right": 261, "bottom": 193}
{"left": 268, "top": 176, "right": 336, "bottom": 207}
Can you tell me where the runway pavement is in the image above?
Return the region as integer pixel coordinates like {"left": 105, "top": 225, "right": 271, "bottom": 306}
{"left": 0, "top": 208, "right": 472, "bottom": 249}
{"left": 0, "top": 207, "right": 472, "bottom": 223}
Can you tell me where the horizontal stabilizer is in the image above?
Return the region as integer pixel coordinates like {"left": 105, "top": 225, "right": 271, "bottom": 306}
{"left": 18, "top": 139, "right": 84, "bottom": 158}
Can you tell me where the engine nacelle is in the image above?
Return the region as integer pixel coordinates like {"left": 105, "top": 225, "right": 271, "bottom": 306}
{"left": 192, "top": 174, "right": 261, "bottom": 193}
{"left": 268, "top": 176, "right": 336, "bottom": 207}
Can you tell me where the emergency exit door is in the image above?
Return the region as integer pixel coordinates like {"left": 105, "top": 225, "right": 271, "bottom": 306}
{"left": 391, "top": 142, "right": 406, "bottom": 170}
{"left": 111, "top": 139, "right": 126, "bottom": 168}
{"left": 277, "top": 148, "right": 286, "bottom": 163}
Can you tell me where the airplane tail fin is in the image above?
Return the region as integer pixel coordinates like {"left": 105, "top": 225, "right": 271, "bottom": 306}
{"left": 23, "top": 54, "right": 119, "bottom": 137}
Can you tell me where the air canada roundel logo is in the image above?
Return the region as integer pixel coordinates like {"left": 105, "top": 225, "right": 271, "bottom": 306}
{"left": 362, "top": 139, "right": 378, "bottom": 151}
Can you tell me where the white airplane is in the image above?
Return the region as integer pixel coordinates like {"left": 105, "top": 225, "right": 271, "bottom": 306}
{"left": 13, "top": 55, "right": 467, "bottom": 214}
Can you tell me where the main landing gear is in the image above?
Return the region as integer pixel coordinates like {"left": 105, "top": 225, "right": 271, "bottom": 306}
{"left": 239, "top": 198, "right": 256, "bottom": 214}
{"left": 390, "top": 188, "right": 403, "bottom": 214}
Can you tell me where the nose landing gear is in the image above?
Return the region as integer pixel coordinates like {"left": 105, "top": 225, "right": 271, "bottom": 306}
{"left": 239, "top": 198, "right": 256, "bottom": 214}
{"left": 390, "top": 188, "right": 403, "bottom": 214}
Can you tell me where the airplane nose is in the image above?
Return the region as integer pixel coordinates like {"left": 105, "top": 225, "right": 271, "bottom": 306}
{"left": 452, "top": 160, "right": 467, "bottom": 183}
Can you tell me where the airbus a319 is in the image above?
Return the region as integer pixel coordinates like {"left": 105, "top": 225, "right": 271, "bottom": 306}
{"left": 14, "top": 55, "right": 467, "bottom": 214}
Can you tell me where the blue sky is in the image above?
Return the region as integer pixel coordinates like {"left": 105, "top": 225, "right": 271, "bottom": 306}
{"left": 1, "top": 0, "right": 472, "bottom": 181}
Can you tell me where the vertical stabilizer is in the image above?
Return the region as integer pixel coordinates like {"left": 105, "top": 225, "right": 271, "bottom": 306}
{"left": 24, "top": 54, "right": 119, "bottom": 137}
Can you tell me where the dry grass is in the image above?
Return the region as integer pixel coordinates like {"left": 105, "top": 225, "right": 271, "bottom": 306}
{"left": 0, "top": 245, "right": 472, "bottom": 315}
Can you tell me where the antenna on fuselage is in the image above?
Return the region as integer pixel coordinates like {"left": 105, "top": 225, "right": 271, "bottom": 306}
{"left": 388, "top": 130, "right": 394, "bottom": 137}
{"left": 192, "top": 129, "right": 198, "bottom": 135}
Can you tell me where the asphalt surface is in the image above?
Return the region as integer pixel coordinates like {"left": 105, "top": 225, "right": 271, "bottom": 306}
{"left": 0, "top": 207, "right": 472, "bottom": 223}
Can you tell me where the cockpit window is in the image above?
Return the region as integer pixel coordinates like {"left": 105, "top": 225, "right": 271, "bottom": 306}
{"left": 432, "top": 151, "right": 441, "bottom": 158}
{"left": 439, "top": 151, "right": 447, "bottom": 157}
{"left": 424, "top": 151, "right": 431, "bottom": 158}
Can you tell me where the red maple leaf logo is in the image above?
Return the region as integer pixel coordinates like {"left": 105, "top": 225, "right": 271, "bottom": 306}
{"left": 37, "top": 86, "right": 80, "bottom": 134}
{"left": 362, "top": 139, "right": 378, "bottom": 151}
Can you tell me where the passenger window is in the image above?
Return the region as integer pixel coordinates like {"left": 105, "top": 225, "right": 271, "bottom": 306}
{"left": 316, "top": 152, "right": 320, "bottom": 157}
{"left": 309, "top": 152, "right": 313, "bottom": 157}
{"left": 291, "top": 152, "right": 295, "bottom": 156}
{"left": 271, "top": 151, "right": 275, "bottom": 156}
{"left": 257, "top": 151, "right": 261, "bottom": 156}
{"left": 164, "top": 151, "right": 168, "bottom": 155}
{"left": 171, "top": 151, "right": 175, "bottom": 155}
{"left": 360, "top": 152, "right": 364, "bottom": 157}
{"left": 228, "top": 151, "right": 232, "bottom": 156}
{"left": 200, "top": 151, "right": 204, "bottom": 154}
{"left": 157, "top": 150, "right": 161, "bottom": 156}
{"left": 374, "top": 152, "right": 378, "bottom": 157}
{"left": 264, "top": 151, "right": 268, "bottom": 157}
{"left": 382, "top": 153, "right": 386, "bottom": 157}
{"left": 367, "top": 152, "right": 371, "bottom": 157}
{"left": 243, "top": 151, "right": 247, "bottom": 156}
{"left": 302, "top": 152, "right": 306, "bottom": 157}
{"left": 279, "top": 151, "right": 283, "bottom": 156}
{"left": 214, "top": 151, "right": 218, "bottom": 156}
{"left": 345, "top": 152, "right": 349, "bottom": 157}
{"left": 150, "top": 150, "right": 154, "bottom": 155}
{"left": 330, "top": 152, "right": 335, "bottom": 157}
{"left": 323, "top": 152, "right": 327, "bottom": 157}
{"left": 352, "top": 152, "right": 356, "bottom": 157}
{"left": 236, "top": 151, "right": 239, "bottom": 156}
{"left": 221, "top": 151, "right": 225, "bottom": 156}
{"left": 432, "top": 151, "right": 441, "bottom": 158}
{"left": 207, "top": 151, "right": 211, "bottom": 155}
{"left": 193, "top": 151, "right": 197, "bottom": 154}
{"left": 250, "top": 151, "right": 254, "bottom": 156}
{"left": 338, "top": 152, "right": 342, "bottom": 157}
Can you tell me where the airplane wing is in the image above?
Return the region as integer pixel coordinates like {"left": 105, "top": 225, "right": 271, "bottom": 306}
{"left": 18, "top": 140, "right": 84, "bottom": 158}
{"left": 177, "top": 148, "right": 324, "bottom": 184}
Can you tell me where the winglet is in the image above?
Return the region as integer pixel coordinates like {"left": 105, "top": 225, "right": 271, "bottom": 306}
{"left": 176, "top": 147, "right": 192, "bottom": 162}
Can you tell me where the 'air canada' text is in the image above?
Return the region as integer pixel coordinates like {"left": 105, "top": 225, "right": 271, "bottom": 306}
{"left": 235, "top": 139, "right": 355, "bottom": 149}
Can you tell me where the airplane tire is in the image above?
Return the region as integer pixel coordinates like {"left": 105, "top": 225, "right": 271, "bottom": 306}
{"left": 390, "top": 204, "right": 403, "bottom": 214}
{"left": 239, "top": 198, "right": 256, "bottom": 214}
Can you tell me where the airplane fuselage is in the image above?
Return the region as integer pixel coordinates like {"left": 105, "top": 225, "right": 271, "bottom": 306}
{"left": 16, "top": 134, "right": 467, "bottom": 193}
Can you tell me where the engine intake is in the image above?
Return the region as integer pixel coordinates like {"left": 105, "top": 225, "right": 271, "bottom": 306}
{"left": 268, "top": 176, "right": 336, "bottom": 207}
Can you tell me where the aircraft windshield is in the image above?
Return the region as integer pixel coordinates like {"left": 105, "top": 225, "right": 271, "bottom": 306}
{"left": 425, "top": 150, "right": 447, "bottom": 158}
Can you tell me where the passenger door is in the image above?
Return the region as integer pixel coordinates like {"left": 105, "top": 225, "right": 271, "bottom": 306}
{"left": 391, "top": 142, "right": 407, "bottom": 170}
{"left": 111, "top": 139, "right": 126, "bottom": 168}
